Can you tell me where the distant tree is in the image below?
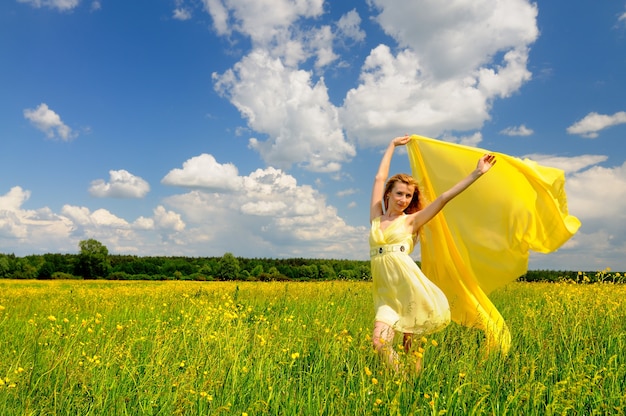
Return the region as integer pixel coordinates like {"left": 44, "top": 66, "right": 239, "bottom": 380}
{"left": 0, "top": 255, "right": 10, "bottom": 278}
{"left": 250, "top": 264, "right": 263, "bottom": 278}
{"left": 75, "top": 239, "right": 110, "bottom": 278}
{"left": 217, "top": 253, "right": 240, "bottom": 280}
{"left": 298, "top": 264, "right": 318, "bottom": 280}
{"left": 319, "top": 264, "right": 336, "bottom": 280}
{"left": 38, "top": 261, "right": 55, "bottom": 279}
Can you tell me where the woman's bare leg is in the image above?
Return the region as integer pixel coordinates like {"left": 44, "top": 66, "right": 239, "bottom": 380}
{"left": 372, "top": 321, "right": 400, "bottom": 370}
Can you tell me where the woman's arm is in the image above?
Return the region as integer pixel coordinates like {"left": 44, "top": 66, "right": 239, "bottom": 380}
{"left": 370, "top": 135, "right": 411, "bottom": 222}
{"left": 409, "top": 154, "right": 496, "bottom": 232}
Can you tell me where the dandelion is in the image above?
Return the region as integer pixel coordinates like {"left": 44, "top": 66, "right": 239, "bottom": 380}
{"left": 424, "top": 393, "right": 430, "bottom": 399}
{"left": 364, "top": 366, "right": 372, "bottom": 376}
{"left": 431, "top": 339, "right": 438, "bottom": 347}
{"left": 291, "top": 352, "right": 300, "bottom": 360}
{"left": 371, "top": 378, "right": 378, "bottom": 385}
{"left": 374, "top": 398, "right": 383, "bottom": 406}
{"left": 47, "top": 315, "right": 56, "bottom": 322}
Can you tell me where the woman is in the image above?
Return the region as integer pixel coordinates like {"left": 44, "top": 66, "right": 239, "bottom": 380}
{"left": 369, "top": 134, "right": 496, "bottom": 372}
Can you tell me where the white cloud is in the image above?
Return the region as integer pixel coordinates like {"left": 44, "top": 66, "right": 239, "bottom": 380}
{"left": 341, "top": 0, "right": 537, "bottom": 147}
{"left": 0, "top": 184, "right": 190, "bottom": 256}
{"left": 23, "top": 103, "right": 77, "bottom": 141}
{"left": 0, "top": 187, "right": 75, "bottom": 249}
{"left": 341, "top": 45, "right": 490, "bottom": 146}
{"left": 336, "top": 188, "right": 358, "bottom": 197}
{"left": 89, "top": 170, "right": 150, "bottom": 198}
{"left": 336, "top": 9, "right": 366, "bottom": 43}
{"left": 162, "top": 165, "right": 367, "bottom": 258}
{"left": 202, "top": 0, "right": 324, "bottom": 46}
{"left": 213, "top": 50, "right": 355, "bottom": 171}
{"left": 161, "top": 154, "right": 243, "bottom": 191}
{"left": 439, "top": 132, "right": 484, "bottom": 147}
{"left": 566, "top": 161, "right": 626, "bottom": 220}
{"left": 173, "top": 8, "right": 192, "bottom": 20}
{"left": 543, "top": 161, "right": 626, "bottom": 271}
{"left": 17, "top": 0, "right": 80, "bottom": 11}
{"left": 153, "top": 206, "right": 185, "bottom": 232}
{"left": 500, "top": 124, "right": 534, "bottom": 136}
{"left": 566, "top": 111, "right": 626, "bottom": 138}
{"left": 207, "top": 0, "right": 537, "bottom": 167}
{"left": 368, "top": 0, "right": 538, "bottom": 79}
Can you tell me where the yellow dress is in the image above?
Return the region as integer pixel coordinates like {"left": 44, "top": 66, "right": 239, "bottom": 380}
{"left": 370, "top": 215, "right": 451, "bottom": 334}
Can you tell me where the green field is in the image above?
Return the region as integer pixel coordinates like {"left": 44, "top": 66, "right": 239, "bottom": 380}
{"left": 0, "top": 280, "right": 624, "bottom": 415}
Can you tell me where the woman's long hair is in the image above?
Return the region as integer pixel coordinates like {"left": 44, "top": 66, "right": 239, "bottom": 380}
{"left": 383, "top": 173, "right": 422, "bottom": 214}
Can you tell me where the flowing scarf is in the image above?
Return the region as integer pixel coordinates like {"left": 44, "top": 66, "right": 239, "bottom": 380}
{"left": 407, "top": 135, "right": 581, "bottom": 354}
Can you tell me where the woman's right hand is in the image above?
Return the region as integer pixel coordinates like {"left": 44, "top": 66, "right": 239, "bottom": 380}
{"left": 392, "top": 134, "right": 410, "bottom": 147}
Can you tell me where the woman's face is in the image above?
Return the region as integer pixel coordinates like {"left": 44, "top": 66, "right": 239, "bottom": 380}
{"left": 387, "top": 182, "right": 414, "bottom": 214}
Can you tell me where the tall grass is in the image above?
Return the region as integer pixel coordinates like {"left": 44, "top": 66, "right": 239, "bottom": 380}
{"left": 0, "top": 280, "right": 624, "bottom": 415}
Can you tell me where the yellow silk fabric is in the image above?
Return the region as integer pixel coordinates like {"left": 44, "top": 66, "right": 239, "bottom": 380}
{"left": 407, "top": 135, "right": 581, "bottom": 354}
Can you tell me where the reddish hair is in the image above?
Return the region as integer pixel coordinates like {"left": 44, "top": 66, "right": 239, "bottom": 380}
{"left": 384, "top": 173, "right": 422, "bottom": 214}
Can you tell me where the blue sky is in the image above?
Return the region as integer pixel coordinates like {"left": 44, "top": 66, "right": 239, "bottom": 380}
{"left": 1, "top": 0, "right": 626, "bottom": 272}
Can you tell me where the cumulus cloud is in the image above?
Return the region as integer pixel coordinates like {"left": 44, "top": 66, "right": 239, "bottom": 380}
{"left": 153, "top": 206, "right": 185, "bottom": 232}
{"left": 341, "top": 0, "right": 537, "bottom": 147}
{"left": 163, "top": 163, "right": 367, "bottom": 258}
{"left": 161, "top": 154, "right": 243, "bottom": 191}
{"left": 439, "top": 132, "right": 483, "bottom": 147}
{"left": 566, "top": 111, "right": 626, "bottom": 138}
{"left": 89, "top": 170, "right": 150, "bottom": 198}
{"left": 202, "top": 0, "right": 324, "bottom": 46}
{"left": 173, "top": 8, "right": 192, "bottom": 20}
{"left": 336, "top": 9, "right": 366, "bottom": 44}
{"left": 17, "top": 0, "right": 80, "bottom": 11}
{"left": 204, "top": 0, "right": 539, "bottom": 166}
{"left": 0, "top": 184, "right": 189, "bottom": 256}
{"left": 500, "top": 124, "right": 534, "bottom": 136}
{"left": 0, "top": 186, "right": 75, "bottom": 249}
{"left": 213, "top": 50, "right": 355, "bottom": 171}
{"left": 369, "top": 0, "right": 538, "bottom": 79}
{"left": 23, "top": 103, "right": 77, "bottom": 141}
{"left": 551, "top": 160, "right": 626, "bottom": 270}
{"left": 565, "top": 162, "right": 626, "bottom": 220}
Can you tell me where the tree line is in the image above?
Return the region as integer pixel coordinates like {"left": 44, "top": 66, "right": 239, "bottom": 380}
{"left": 0, "top": 239, "right": 370, "bottom": 281}
{"left": 0, "top": 239, "right": 620, "bottom": 283}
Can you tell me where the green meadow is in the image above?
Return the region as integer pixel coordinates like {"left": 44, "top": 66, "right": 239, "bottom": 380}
{"left": 0, "top": 280, "right": 624, "bottom": 415}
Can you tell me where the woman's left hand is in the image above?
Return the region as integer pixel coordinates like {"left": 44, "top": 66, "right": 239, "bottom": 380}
{"left": 477, "top": 154, "right": 496, "bottom": 174}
